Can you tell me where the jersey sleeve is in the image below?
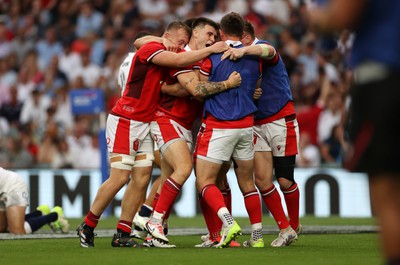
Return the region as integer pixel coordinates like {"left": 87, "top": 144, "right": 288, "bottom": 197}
{"left": 168, "top": 49, "right": 193, "bottom": 79}
{"left": 199, "top": 57, "right": 212, "bottom": 76}
{"left": 138, "top": 42, "right": 165, "bottom": 63}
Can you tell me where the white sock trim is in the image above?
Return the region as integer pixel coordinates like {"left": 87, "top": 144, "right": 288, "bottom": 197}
{"left": 24, "top": 221, "right": 32, "bottom": 234}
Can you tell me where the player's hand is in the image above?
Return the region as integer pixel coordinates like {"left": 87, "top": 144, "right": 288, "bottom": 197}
{"left": 221, "top": 47, "right": 246, "bottom": 61}
{"left": 227, "top": 71, "right": 242, "bottom": 88}
{"left": 162, "top": 38, "right": 179, "bottom": 52}
{"left": 253, "top": 87, "right": 262, "bottom": 100}
{"left": 209, "top": 41, "right": 229, "bottom": 53}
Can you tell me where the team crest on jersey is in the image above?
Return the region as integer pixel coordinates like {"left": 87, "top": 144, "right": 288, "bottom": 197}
{"left": 133, "top": 139, "right": 140, "bottom": 151}
{"left": 277, "top": 145, "right": 281, "bottom": 151}
{"left": 106, "top": 137, "right": 110, "bottom": 145}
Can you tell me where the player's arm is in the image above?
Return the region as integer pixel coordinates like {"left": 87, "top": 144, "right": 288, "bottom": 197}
{"left": 161, "top": 82, "right": 190, "bottom": 97}
{"left": 134, "top": 36, "right": 179, "bottom": 52}
{"left": 151, "top": 41, "right": 228, "bottom": 68}
{"left": 177, "top": 71, "right": 241, "bottom": 98}
{"left": 221, "top": 44, "right": 276, "bottom": 61}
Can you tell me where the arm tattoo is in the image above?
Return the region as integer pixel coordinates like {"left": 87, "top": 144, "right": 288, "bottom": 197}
{"left": 194, "top": 81, "right": 226, "bottom": 97}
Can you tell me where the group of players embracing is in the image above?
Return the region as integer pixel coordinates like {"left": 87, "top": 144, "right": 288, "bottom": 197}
{"left": 77, "top": 11, "right": 301, "bottom": 249}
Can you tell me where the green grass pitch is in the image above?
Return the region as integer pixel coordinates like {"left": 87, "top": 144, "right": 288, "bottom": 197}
{"left": 0, "top": 216, "right": 382, "bottom": 265}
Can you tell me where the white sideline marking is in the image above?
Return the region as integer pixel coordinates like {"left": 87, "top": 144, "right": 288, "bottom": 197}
{"left": 0, "top": 226, "right": 378, "bottom": 240}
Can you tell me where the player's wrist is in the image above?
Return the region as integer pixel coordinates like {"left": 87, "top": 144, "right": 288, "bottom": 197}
{"left": 224, "top": 80, "right": 232, "bottom": 89}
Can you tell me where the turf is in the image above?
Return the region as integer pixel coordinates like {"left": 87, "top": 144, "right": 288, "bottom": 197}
{"left": 0, "top": 234, "right": 380, "bottom": 265}
{"left": 67, "top": 215, "right": 377, "bottom": 230}
{"left": 0, "top": 216, "right": 381, "bottom": 265}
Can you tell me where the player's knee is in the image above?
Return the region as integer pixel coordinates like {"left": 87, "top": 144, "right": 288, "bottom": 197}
{"left": 133, "top": 152, "right": 154, "bottom": 168}
{"left": 0, "top": 222, "right": 6, "bottom": 233}
{"left": 273, "top": 155, "right": 296, "bottom": 183}
{"left": 109, "top": 154, "right": 135, "bottom": 170}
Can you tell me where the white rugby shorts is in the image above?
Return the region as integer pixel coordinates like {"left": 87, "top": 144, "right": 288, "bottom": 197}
{"left": 0, "top": 171, "right": 28, "bottom": 210}
{"left": 196, "top": 123, "right": 254, "bottom": 163}
{"left": 106, "top": 114, "right": 153, "bottom": 156}
{"left": 253, "top": 115, "right": 299, "bottom": 156}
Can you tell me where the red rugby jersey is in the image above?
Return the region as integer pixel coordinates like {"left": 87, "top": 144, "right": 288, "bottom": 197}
{"left": 154, "top": 48, "right": 204, "bottom": 129}
{"left": 111, "top": 42, "right": 167, "bottom": 122}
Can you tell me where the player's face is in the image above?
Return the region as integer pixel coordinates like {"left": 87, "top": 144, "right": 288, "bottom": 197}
{"left": 194, "top": 24, "right": 217, "bottom": 49}
{"left": 167, "top": 28, "right": 190, "bottom": 49}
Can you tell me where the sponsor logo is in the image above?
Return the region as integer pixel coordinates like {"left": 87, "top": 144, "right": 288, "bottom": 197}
{"left": 122, "top": 105, "right": 134, "bottom": 113}
{"left": 155, "top": 111, "right": 165, "bottom": 117}
{"left": 133, "top": 139, "right": 140, "bottom": 151}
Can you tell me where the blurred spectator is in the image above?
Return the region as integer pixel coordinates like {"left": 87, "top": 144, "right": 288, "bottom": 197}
{"left": 39, "top": 56, "right": 67, "bottom": 96}
{"left": 16, "top": 50, "right": 43, "bottom": 101}
{"left": 203, "top": 0, "right": 230, "bottom": 23}
{"left": 0, "top": 22, "right": 12, "bottom": 59}
{"left": 55, "top": 16, "right": 76, "bottom": 46}
{"left": 9, "top": 20, "right": 35, "bottom": 65}
{"left": 52, "top": 138, "right": 74, "bottom": 169}
{"left": 317, "top": 83, "right": 344, "bottom": 144}
{"left": 53, "top": 86, "right": 74, "bottom": 133}
{"left": 336, "top": 29, "right": 354, "bottom": 70}
{"left": 35, "top": 26, "right": 63, "bottom": 71}
{"left": 19, "top": 89, "right": 51, "bottom": 131}
{"left": 59, "top": 39, "right": 82, "bottom": 82}
{"left": 69, "top": 47, "right": 102, "bottom": 88}
{"left": 0, "top": 136, "right": 34, "bottom": 169}
{"left": 137, "top": 0, "right": 169, "bottom": 30}
{"left": 0, "top": 85, "right": 23, "bottom": 127}
{"left": 90, "top": 26, "right": 118, "bottom": 66}
{"left": 296, "top": 132, "right": 321, "bottom": 168}
{"left": 280, "top": 28, "right": 301, "bottom": 60}
{"left": 37, "top": 120, "right": 59, "bottom": 168}
{"left": 66, "top": 117, "right": 92, "bottom": 167}
{"left": 75, "top": 1, "right": 104, "bottom": 38}
{"left": 319, "top": 124, "right": 347, "bottom": 166}
{"left": 252, "top": 0, "right": 290, "bottom": 24}
{"left": 30, "top": 0, "right": 54, "bottom": 31}
{"left": 243, "top": 0, "right": 267, "bottom": 36}
{"left": 0, "top": 56, "right": 17, "bottom": 106}
{"left": 76, "top": 133, "right": 100, "bottom": 169}
{"left": 297, "top": 40, "right": 319, "bottom": 85}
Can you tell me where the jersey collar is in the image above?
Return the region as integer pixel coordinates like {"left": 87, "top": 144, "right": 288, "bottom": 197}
{"left": 225, "top": 40, "right": 242, "bottom": 47}
{"left": 184, "top": 44, "right": 192, "bottom": 51}
{"left": 251, "top": 38, "right": 259, "bottom": 46}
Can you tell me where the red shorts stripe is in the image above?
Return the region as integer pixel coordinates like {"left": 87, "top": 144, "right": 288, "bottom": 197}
{"left": 196, "top": 127, "right": 213, "bottom": 157}
{"left": 114, "top": 117, "right": 130, "bottom": 154}
{"left": 159, "top": 120, "right": 181, "bottom": 144}
{"left": 285, "top": 120, "right": 298, "bottom": 156}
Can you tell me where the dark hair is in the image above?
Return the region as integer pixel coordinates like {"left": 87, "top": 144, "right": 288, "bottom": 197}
{"left": 133, "top": 31, "right": 152, "bottom": 42}
{"left": 165, "top": 21, "right": 191, "bottom": 37}
{"left": 220, "top": 12, "right": 245, "bottom": 38}
{"left": 184, "top": 18, "right": 196, "bottom": 29}
{"left": 192, "top": 17, "right": 219, "bottom": 32}
{"left": 243, "top": 21, "right": 255, "bottom": 39}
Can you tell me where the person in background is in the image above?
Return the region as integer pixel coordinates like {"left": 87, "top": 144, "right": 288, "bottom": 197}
{"left": 309, "top": 1, "right": 400, "bottom": 264}
{"left": 0, "top": 167, "right": 69, "bottom": 234}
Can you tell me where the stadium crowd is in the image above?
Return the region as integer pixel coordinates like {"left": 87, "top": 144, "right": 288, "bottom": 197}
{"left": 0, "top": 0, "right": 350, "bottom": 170}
